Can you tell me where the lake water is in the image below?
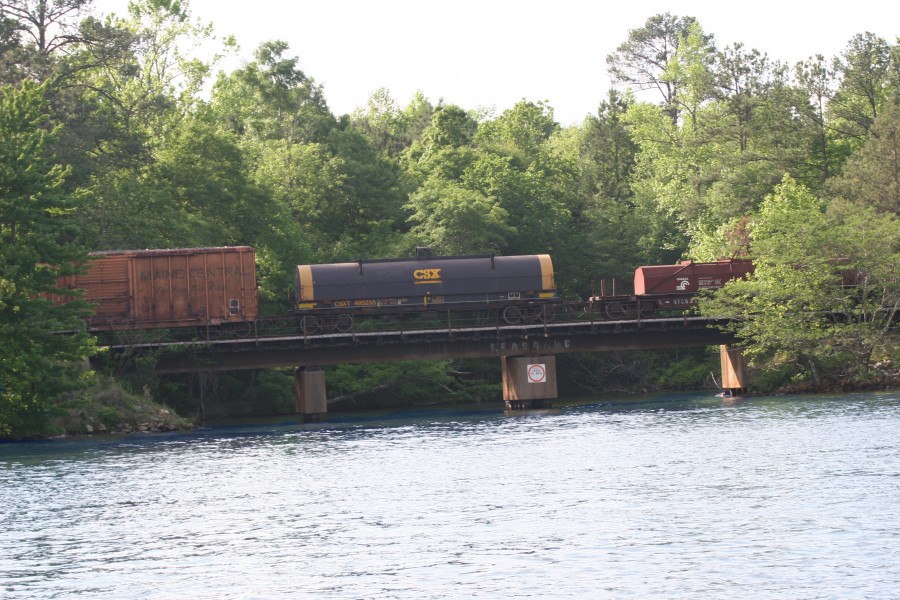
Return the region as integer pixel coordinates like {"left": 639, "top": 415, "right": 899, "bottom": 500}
{"left": 1, "top": 391, "right": 899, "bottom": 599}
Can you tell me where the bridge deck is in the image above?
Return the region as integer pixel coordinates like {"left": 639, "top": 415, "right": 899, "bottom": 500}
{"left": 112, "top": 315, "right": 736, "bottom": 373}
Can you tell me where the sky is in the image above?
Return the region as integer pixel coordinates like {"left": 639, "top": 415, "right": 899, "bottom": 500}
{"left": 92, "top": 0, "right": 899, "bottom": 126}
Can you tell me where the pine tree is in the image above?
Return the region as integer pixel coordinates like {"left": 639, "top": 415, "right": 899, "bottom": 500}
{"left": 0, "top": 80, "right": 94, "bottom": 437}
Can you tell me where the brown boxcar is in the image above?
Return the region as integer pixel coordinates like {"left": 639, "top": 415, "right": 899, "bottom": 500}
{"left": 634, "top": 259, "right": 754, "bottom": 296}
{"left": 58, "top": 247, "right": 258, "bottom": 331}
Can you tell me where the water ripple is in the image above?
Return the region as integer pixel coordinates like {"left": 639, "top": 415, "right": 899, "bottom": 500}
{"left": 1, "top": 392, "right": 899, "bottom": 598}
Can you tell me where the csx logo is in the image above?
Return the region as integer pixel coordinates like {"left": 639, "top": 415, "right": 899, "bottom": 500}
{"left": 413, "top": 268, "right": 442, "bottom": 282}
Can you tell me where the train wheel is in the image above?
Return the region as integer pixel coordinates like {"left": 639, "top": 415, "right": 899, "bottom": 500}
{"left": 231, "top": 321, "right": 253, "bottom": 337}
{"left": 540, "top": 304, "right": 556, "bottom": 323}
{"left": 638, "top": 302, "right": 657, "bottom": 319}
{"left": 522, "top": 307, "right": 540, "bottom": 322}
{"left": 503, "top": 306, "right": 522, "bottom": 324}
{"left": 300, "top": 316, "right": 320, "bottom": 335}
{"left": 335, "top": 313, "right": 353, "bottom": 333}
{"left": 605, "top": 302, "right": 627, "bottom": 320}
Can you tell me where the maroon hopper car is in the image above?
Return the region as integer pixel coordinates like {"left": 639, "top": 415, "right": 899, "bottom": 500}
{"left": 634, "top": 259, "right": 754, "bottom": 310}
{"left": 57, "top": 247, "right": 258, "bottom": 331}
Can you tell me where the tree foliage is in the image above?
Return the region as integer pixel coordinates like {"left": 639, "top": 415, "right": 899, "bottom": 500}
{"left": 829, "top": 101, "right": 900, "bottom": 214}
{"left": 0, "top": 81, "right": 94, "bottom": 436}
{"left": 700, "top": 177, "right": 899, "bottom": 384}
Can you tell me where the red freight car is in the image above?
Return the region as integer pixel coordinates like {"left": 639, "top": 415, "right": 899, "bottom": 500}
{"left": 634, "top": 259, "right": 754, "bottom": 310}
{"left": 57, "top": 247, "right": 258, "bottom": 332}
{"left": 589, "top": 259, "right": 754, "bottom": 319}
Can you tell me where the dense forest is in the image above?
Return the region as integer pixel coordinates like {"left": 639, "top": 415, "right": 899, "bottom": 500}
{"left": 1, "top": 0, "right": 898, "bottom": 437}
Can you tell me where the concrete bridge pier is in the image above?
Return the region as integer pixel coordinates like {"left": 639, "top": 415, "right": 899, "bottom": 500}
{"left": 501, "top": 356, "right": 558, "bottom": 410}
{"left": 719, "top": 345, "right": 748, "bottom": 396}
{"left": 294, "top": 366, "right": 327, "bottom": 421}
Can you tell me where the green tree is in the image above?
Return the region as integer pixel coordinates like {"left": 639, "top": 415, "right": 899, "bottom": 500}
{"left": 544, "top": 92, "right": 643, "bottom": 288}
{"left": 468, "top": 103, "right": 573, "bottom": 257}
{"left": 829, "top": 101, "right": 900, "bottom": 214}
{"left": 322, "top": 126, "right": 407, "bottom": 258}
{"left": 829, "top": 33, "right": 896, "bottom": 154}
{"left": 421, "top": 104, "right": 477, "bottom": 150}
{"left": 209, "top": 39, "right": 330, "bottom": 143}
{"left": 0, "top": 0, "right": 140, "bottom": 186}
{"left": 351, "top": 88, "right": 433, "bottom": 158}
{"left": 64, "top": 0, "right": 234, "bottom": 245}
{"left": 618, "top": 23, "right": 723, "bottom": 260}
{"left": 404, "top": 101, "right": 579, "bottom": 271}
{"left": 622, "top": 99, "right": 695, "bottom": 257}
{"left": 622, "top": 21, "right": 823, "bottom": 261}
{"left": 476, "top": 100, "right": 559, "bottom": 168}
{"left": 576, "top": 90, "right": 637, "bottom": 204}
{"left": 0, "top": 0, "right": 94, "bottom": 81}
{"left": 713, "top": 43, "right": 776, "bottom": 152}
{"left": 78, "top": 117, "right": 270, "bottom": 250}
{"left": 62, "top": 0, "right": 226, "bottom": 175}
{"left": 702, "top": 45, "right": 815, "bottom": 213}
{"left": 150, "top": 118, "right": 275, "bottom": 245}
{"left": 0, "top": 81, "right": 94, "bottom": 437}
{"left": 0, "top": 2, "right": 27, "bottom": 84}
{"left": 795, "top": 54, "right": 836, "bottom": 182}
{"left": 404, "top": 178, "right": 512, "bottom": 254}
{"left": 607, "top": 12, "right": 713, "bottom": 126}
{"left": 209, "top": 41, "right": 406, "bottom": 263}
{"left": 0, "top": 0, "right": 91, "bottom": 53}
{"left": 700, "top": 176, "right": 899, "bottom": 385}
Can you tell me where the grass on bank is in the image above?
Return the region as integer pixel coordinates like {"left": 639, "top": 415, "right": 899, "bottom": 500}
{"left": 53, "top": 375, "right": 194, "bottom": 436}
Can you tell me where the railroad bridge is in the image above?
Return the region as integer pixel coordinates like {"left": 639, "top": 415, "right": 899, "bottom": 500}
{"left": 110, "top": 314, "right": 748, "bottom": 414}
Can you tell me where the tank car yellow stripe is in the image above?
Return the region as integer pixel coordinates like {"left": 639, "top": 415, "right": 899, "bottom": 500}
{"left": 297, "top": 265, "right": 314, "bottom": 301}
{"left": 538, "top": 254, "right": 555, "bottom": 291}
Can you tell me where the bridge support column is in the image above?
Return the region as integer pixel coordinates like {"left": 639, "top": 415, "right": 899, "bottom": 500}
{"left": 719, "top": 345, "right": 748, "bottom": 396}
{"left": 294, "top": 366, "right": 327, "bottom": 421}
{"left": 501, "top": 355, "right": 557, "bottom": 410}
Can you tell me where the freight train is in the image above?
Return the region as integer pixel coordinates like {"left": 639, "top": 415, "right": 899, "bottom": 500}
{"left": 53, "top": 246, "right": 754, "bottom": 336}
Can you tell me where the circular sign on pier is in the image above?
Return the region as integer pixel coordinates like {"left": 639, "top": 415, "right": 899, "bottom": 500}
{"left": 527, "top": 363, "right": 547, "bottom": 383}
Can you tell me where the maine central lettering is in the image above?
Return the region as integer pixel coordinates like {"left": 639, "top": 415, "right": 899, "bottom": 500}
{"left": 139, "top": 267, "right": 242, "bottom": 281}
